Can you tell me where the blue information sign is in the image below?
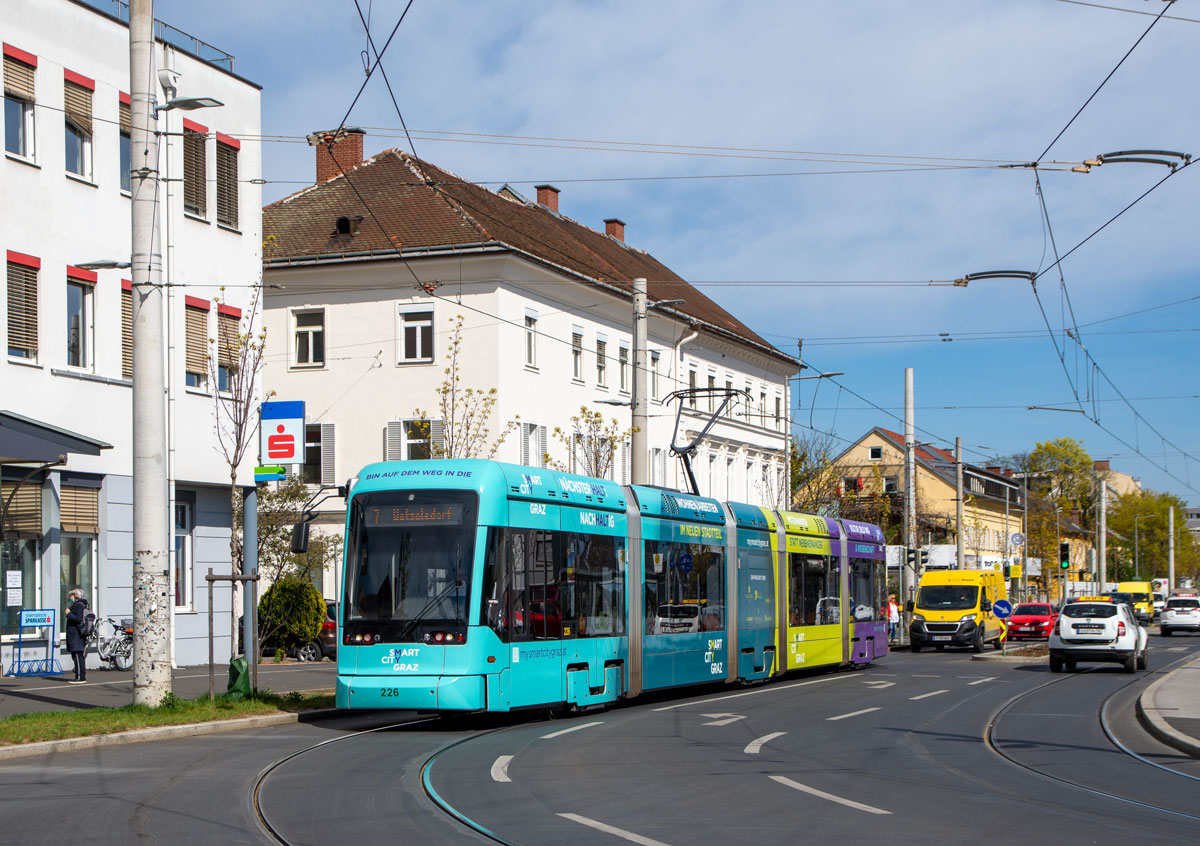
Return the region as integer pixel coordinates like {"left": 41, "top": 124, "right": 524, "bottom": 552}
{"left": 677, "top": 553, "right": 694, "bottom": 574}
{"left": 992, "top": 599, "right": 1013, "bottom": 619}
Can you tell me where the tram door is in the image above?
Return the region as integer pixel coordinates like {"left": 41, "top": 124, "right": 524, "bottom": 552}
{"left": 505, "top": 528, "right": 566, "bottom": 709}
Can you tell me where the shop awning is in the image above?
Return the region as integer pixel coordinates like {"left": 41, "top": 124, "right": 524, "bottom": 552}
{"left": 0, "top": 411, "right": 111, "bottom": 464}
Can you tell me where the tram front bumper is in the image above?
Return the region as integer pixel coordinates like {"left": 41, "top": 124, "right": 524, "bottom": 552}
{"left": 337, "top": 673, "right": 486, "bottom": 711}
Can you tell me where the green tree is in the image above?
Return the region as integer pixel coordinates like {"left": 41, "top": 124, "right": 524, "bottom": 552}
{"left": 548, "top": 406, "right": 636, "bottom": 479}
{"left": 1107, "top": 489, "right": 1199, "bottom": 583}
{"left": 258, "top": 578, "right": 325, "bottom": 657}
{"left": 1027, "top": 437, "right": 1094, "bottom": 520}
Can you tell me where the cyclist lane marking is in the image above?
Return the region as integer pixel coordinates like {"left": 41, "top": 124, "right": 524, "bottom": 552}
{"left": 490, "top": 755, "right": 514, "bottom": 783}
{"left": 744, "top": 732, "right": 786, "bottom": 754}
{"left": 826, "top": 707, "right": 881, "bottom": 721}
{"left": 558, "top": 813, "right": 672, "bottom": 846}
{"left": 769, "top": 775, "right": 892, "bottom": 815}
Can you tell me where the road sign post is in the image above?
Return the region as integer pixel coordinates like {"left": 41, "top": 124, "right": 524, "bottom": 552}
{"left": 992, "top": 599, "right": 1013, "bottom": 656}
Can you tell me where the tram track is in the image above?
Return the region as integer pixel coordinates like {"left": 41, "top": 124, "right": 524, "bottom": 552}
{"left": 983, "top": 648, "right": 1200, "bottom": 822}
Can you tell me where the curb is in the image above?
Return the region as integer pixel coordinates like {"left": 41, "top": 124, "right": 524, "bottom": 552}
{"left": 0, "top": 707, "right": 340, "bottom": 762}
{"left": 1136, "top": 658, "right": 1200, "bottom": 759}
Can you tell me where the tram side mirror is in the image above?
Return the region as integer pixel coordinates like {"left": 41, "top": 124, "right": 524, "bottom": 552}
{"left": 486, "top": 599, "right": 499, "bottom": 628}
{"left": 290, "top": 521, "right": 310, "bottom": 554}
{"left": 905, "top": 600, "right": 914, "bottom": 613}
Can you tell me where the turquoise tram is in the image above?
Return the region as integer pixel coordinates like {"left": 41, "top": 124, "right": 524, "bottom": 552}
{"left": 334, "top": 459, "right": 887, "bottom": 712}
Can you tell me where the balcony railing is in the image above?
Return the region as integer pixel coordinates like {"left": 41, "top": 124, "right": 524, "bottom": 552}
{"left": 79, "top": 0, "right": 235, "bottom": 72}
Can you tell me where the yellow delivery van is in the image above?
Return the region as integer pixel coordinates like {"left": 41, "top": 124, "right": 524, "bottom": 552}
{"left": 1114, "top": 581, "right": 1154, "bottom": 625}
{"left": 909, "top": 568, "right": 1008, "bottom": 653}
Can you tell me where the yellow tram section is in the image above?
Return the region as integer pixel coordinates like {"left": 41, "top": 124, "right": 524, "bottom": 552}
{"left": 765, "top": 510, "right": 844, "bottom": 671}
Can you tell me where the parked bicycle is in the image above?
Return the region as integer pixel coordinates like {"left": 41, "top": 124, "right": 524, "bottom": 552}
{"left": 90, "top": 617, "right": 133, "bottom": 671}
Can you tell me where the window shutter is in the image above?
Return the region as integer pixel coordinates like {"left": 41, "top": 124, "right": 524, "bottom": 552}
{"left": 217, "top": 310, "right": 238, "bottom": 368}
{"left": 3, "top": 55, "right": 35, "bottom": 100}
{"left": 121, "top": 287, "right": 133, "bottom": 378}
{"left": 0, "top": 481, "right": 42, "bottom": 535}
{"left": 60, "top": 485, "right": 99, "bottom": 534}
{"left": 385, "top": 421, "right": 404, "bottom": 460}
{"left": 320, "top": 423, "right": 336, "bottom": 485}
{"left": 183, "top": 128, "right": 206, "bottom": 216}
{"left": 184, "top": 305, "right": 207, "bottom": 374}
{"left": 429, "top": 419, "right": 445, "bottom": 457}
{"left": 63, "top": 80, "right": 92, "bottom": 134}
{"left": 119, "top": 99, "right": 131, "bottom": 134}
{"left": 521, "top": 424, "right": 530, "bottom": 466}
{"left": 538, "top": 425, "right": 547, "bottom": 468}
{"left": 216, "top": 141, "right": 238, "bottom": 228}
{"left": 7, "top": 261, "right": 39, "bottom": 359}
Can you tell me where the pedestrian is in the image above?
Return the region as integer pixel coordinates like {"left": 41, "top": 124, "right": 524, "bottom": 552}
{"left": 887, "top": 593, "right": 900, "bottom": 643}
{"left": 65, "top": 588, "right": 89, "bottom": 684}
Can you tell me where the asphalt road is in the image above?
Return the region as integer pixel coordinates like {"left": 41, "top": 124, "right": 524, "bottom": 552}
{"left": 2, "top": 636, "right": 1199, "bottom": 845}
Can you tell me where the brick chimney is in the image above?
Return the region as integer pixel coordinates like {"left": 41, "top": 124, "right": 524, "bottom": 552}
{"left": 1094, "top": 459, "right": 1110, "bottom": 472}
{"left": 604, "top": 218, "right": 626, "bottom": 242}
{"left": 1072, "top": 508, "right": 1082, "bottom": 525}
{"left": 1004, "top": 469, "right": 1014, "bottom": 477}
{"left": 535, "top": 184, "right": 559, "bottom": 213}
{"left": 312, "top": 128, "right": 365, "bottom": 184}
{"left": 987, "top": 466, "right": 1002, "bottom": 475}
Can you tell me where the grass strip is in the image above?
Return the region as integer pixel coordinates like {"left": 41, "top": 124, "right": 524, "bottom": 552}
{"left": 0, "top": 691, "right": 336, "bottom": 746}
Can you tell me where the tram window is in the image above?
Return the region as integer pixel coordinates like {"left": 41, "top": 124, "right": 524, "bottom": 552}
{"left": 482, "top": 526, "right": 626, "bottom": 642}
{"left": 739, "top": 548, "right": 773, "bottom": 628}
{"left": 789, "top": 554, "right": 835, "bottom": 626}
{"left": 644, "top": 539, "right": 724, "bottom": 635}
{"left": 849, "top": 557, "right": 884, "bottom": 622}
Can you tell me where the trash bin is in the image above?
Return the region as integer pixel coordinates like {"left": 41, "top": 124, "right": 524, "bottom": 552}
{"left": 226, "top": 656, "right": 251, "bottom": 699}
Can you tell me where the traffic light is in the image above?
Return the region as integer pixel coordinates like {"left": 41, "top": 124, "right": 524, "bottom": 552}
{"left": 906, "top": 548, "right": 917, "bottom": 569}
{"left": 919, "top": 548, "right": 929, "bottom": 568}
{"left": 1003, "top": 564, "right": 1011, "bottom": 579}
{"left": 1059, "top": 541, "right": 1071, "bottom": 569}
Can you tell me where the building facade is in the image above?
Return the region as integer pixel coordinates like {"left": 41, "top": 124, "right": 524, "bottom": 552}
{"left": 262, "top": 138, "right": 796, "bottom": 596}
{"left": 1, "top": 0, "right": 261, "bottom": 668}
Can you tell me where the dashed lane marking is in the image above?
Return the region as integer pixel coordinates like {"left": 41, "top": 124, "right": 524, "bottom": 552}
{"left": 862, "top": 681, "right": 895, "bottom": 689}
{"left": 558, "top": 813, "right": 672, "bottom": 846}
{"left": 966, "top": 677, "right": 997, "bottom": 685}
{"left": 540, "top": 721, "right": 604, "bottom": 740}
{"left": 490, "top": 755, "right": 513, "bottom": 783}
{"left": 744, "top": 732, "right": 786, "bottom": 754}
{"left": 910, "top": 690, "right": 949, "bottom": 700}
{"left": 769, "top": 775, "right": 892, "bottom": 815}
{"left": 826, "top": 707, "right": 881, "bottom": 721}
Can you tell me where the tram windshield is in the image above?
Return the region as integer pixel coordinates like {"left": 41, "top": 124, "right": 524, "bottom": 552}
{"left": 344, "top": 490, "right": 477, "bottom": 637}
{"left": 916, "top": 585, "right": 978, "bottom": 611}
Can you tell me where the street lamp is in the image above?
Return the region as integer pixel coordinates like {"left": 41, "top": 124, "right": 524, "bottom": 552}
{"left": 155, "top": 95, "right": 224, "bottom": 115}
{"left": 75, "top": 259, "right": 132, "bottom": 270}
{"left": 1134, "top": 514, "right": 1159, "bottom": 579}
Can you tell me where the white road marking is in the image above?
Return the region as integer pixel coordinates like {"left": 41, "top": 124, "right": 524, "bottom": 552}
{"left": 862, "top": 680, "right": 895, "bottom": 689}
{"left": 912, "top": 674, "right": 941, "bottom": 678}
{"left": 769, "top": 775, "right": 892, "bottom": 815}
{"left": 1166, "top": 647, "right": 1187, "bottom": 652}
{"left": 966, "top": 677, "right": 997, "bottom": 685}
{"left": 490, "top": 755, "right": 513, "bottom": 783}
{"left": 744, "top": 732, "right": 786, "bottom": 754}
{"left": 558, "top": 813, "right": 672, "bottom": 846}
{"left": 826, "top": 707, "right": 880, "bottom": 721}
{"left": 910, "top": 689, "right": 948, "bottom": 700}
{"left": 540, "top": 720, "right": 604, "bottom": 740}
{"left": 701, "top": 713, "right": 746, "bottom": 726}
{"left": 652, "top": 674, "right": 846, "bottom": 711}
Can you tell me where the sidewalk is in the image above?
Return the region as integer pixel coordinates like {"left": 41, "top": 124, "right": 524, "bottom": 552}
{"left": 1137, "top": 653, "right": 1200, "bottom": 758}
{"left": 0, "top": 661, "right": 337, "bottom": 719}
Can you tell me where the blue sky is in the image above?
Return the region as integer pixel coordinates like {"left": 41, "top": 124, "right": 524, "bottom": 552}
{"left": 156, "top": 0, "right": 1199, "bottom": 504}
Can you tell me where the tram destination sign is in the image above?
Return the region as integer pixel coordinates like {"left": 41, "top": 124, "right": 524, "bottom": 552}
{"left": 366, "top": 503, "right": 465, "bottom": 526}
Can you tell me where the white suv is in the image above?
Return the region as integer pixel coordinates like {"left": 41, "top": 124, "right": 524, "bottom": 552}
{"left": 1049, "top": 599, "right": 1147, "bottom": 674}
{"left": 1160, "top": 595, "right": 1200, "bottom": 636}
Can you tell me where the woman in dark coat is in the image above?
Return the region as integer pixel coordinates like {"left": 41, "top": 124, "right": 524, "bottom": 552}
{"left": 65, "top": 588, "right": 89, "bottom": 683}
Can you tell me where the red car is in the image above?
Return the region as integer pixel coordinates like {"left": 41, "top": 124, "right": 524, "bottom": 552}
{"left": 1006, "top": 603, "right": 1057, "bottom": 640}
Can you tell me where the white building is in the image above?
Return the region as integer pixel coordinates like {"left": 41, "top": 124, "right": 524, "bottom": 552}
{"left": 1, "top": 0, "right": 262, "bottom": 668}
{"left": 263, "top": 134, "right": 797, "bottom": 596}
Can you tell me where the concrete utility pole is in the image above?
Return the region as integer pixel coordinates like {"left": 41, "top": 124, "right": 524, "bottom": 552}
{"left": 1169, "top": 506, "right": 1175, "bottom": 592}
{"left": 630, "top": 278, "right": 649, "bottom": 485}
{"left": 129, "top": 0, "right": 172, "bottom": 703}
{"left": 901, "top": 368, "right": 916, "bottom": 636}
{"left": 1098, "top": 474, "right": 1107, "bottom": 591}
{"left": 955, "top": 437, "right": 965, "bottom": 570}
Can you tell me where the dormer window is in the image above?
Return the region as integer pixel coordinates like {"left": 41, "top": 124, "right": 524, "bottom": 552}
{"left": 333, "top": 215, "right": 362, "bottom": 235}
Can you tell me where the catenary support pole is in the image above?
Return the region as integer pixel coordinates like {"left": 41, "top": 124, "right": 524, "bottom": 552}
{"left": 901, "top": 368, "right": 915, "bottom": 642}
{"left": 1169, "top": 506, "right": 1175, "bottom": 592}
{"left": 631, "top": 278, "right": 649, "bottom": 485}
{"left": 130, "top": 0, "right": 172, "bottom": 705}
{"left": 1098, "top": 474, "right": 1107, "bottom": 591}
{"left": 242, "top": 486, "right": 258, "bottom": 691}
{"left": 955, "top": 437, "right": 964, "bottom": 570}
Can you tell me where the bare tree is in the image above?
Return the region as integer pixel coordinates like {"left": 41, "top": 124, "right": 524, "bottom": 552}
{"left": 548, "top": 406, "right": 636, "bottom": 479}
{"left": 208, "top": 287, "right": 271, "bottom": 656}
{"left": 413, "top": 314, "right": 519, "bottom": 458}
